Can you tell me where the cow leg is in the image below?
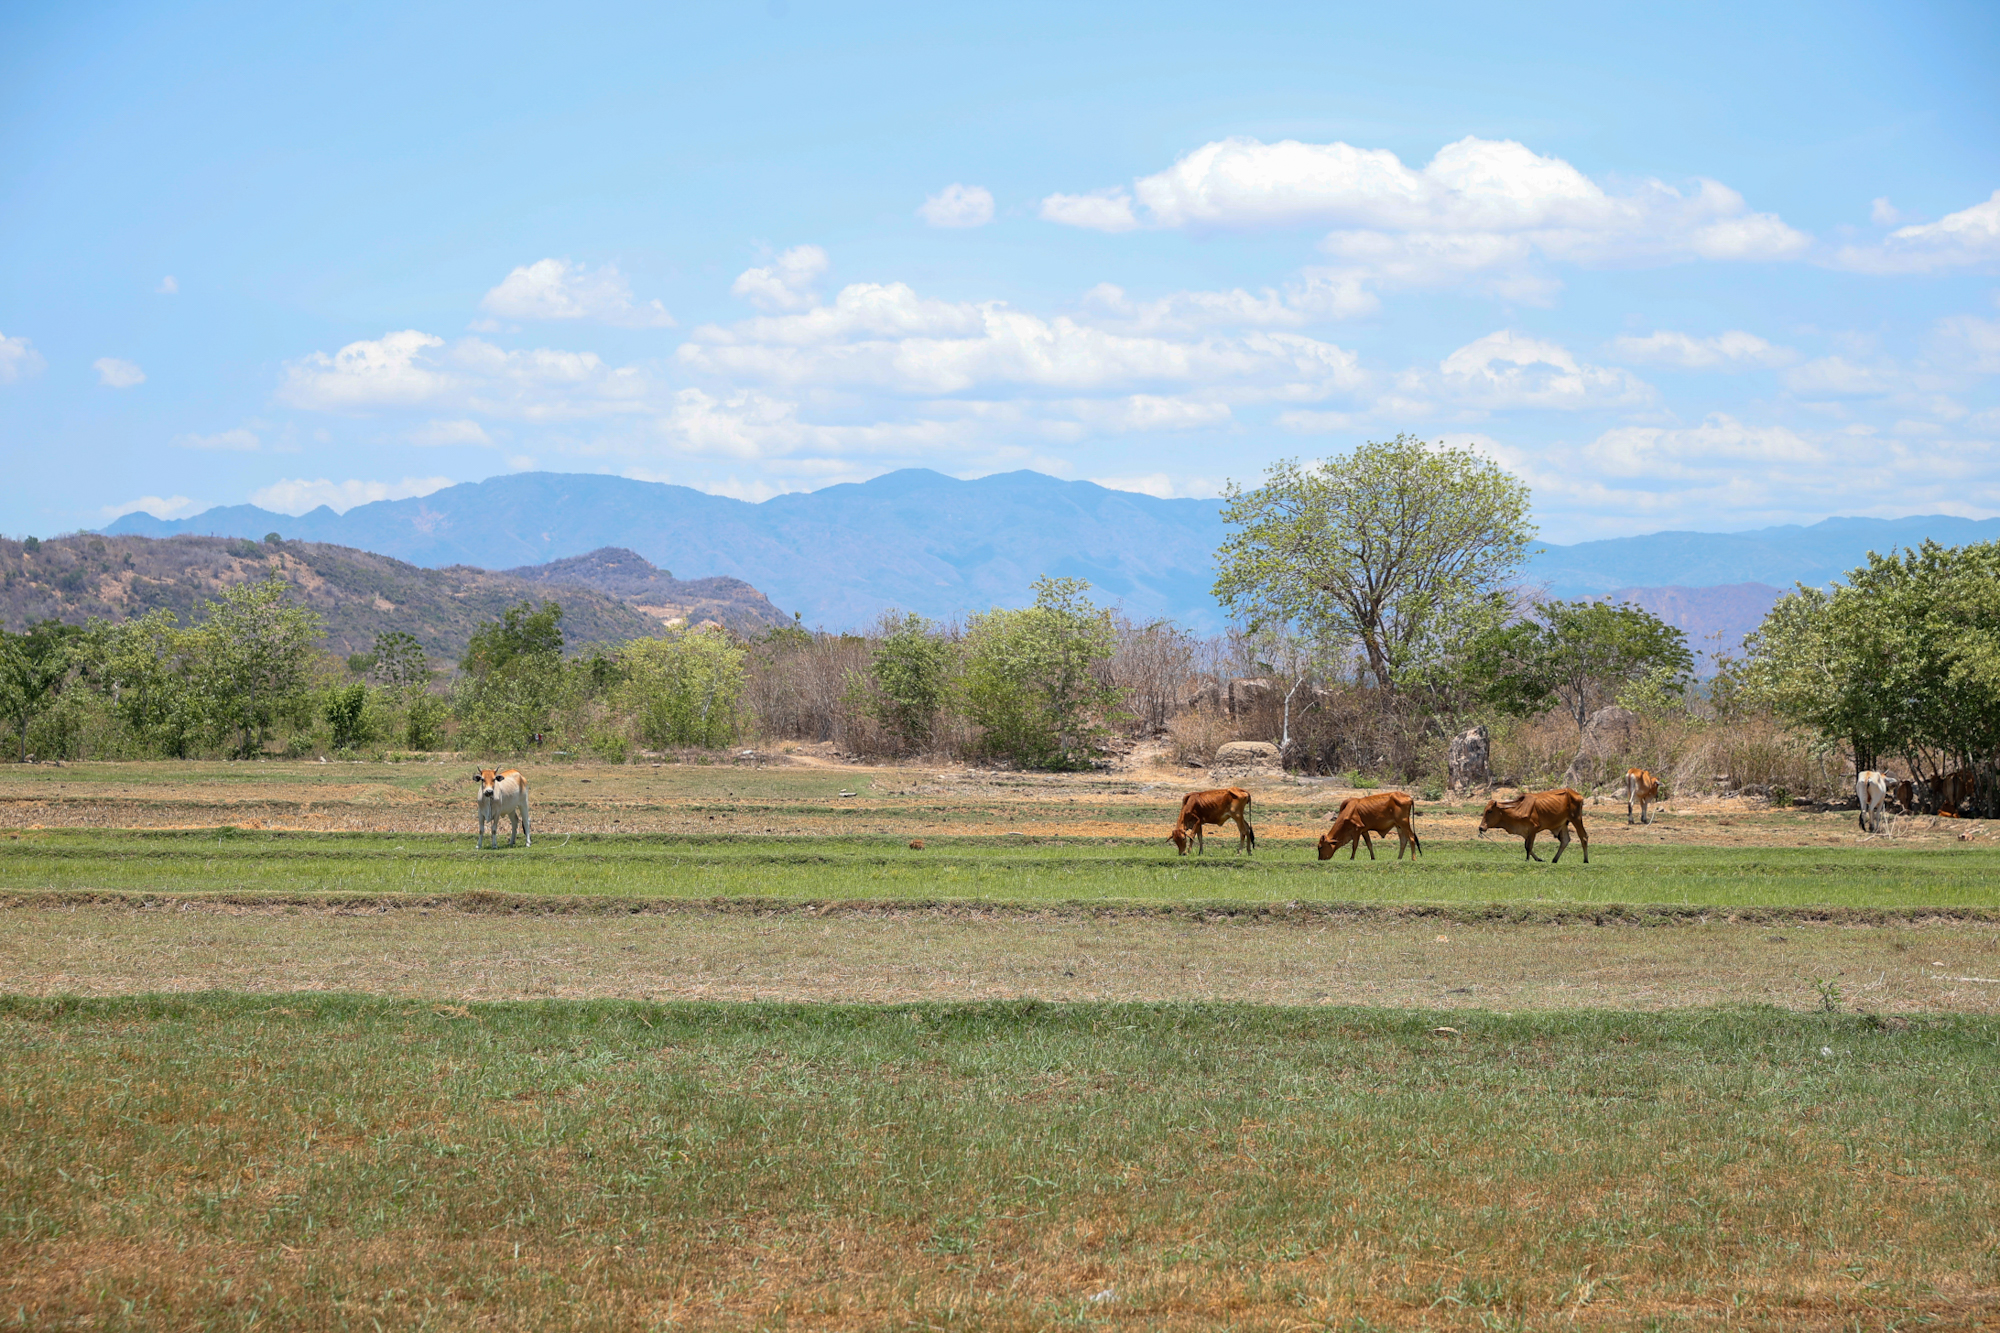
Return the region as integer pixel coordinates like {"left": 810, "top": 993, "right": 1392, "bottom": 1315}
{"left": 1573, "top": 819, "right": 1589, "bottom": 863}
{"left": 1626, "top": 798, "right": 1636, "bottom": 825}
{"left": 522, "top": 803, "right": 531, "bottom": 848}
{"left": 1234, "top": 814, "right": 1255, "bottom": 855}
{"left": 478, "top": 809, "right": 488, "bottom": 850}
{"left": 1524, "top": 832, "right": 1543, "bottom": 862}
{"left": 1551, "top": 827, "right": 1571, "bottom": 864}
{"left": 1642, "top": 801, "right": 1652, "bottom": 825}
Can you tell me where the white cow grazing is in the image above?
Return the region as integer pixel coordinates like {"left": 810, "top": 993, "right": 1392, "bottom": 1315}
{"left": 475, "top": 768, "right": 531, "bottom": 848}
{"left": 1856, "top": 770, "right": 1889, "bottom": 834}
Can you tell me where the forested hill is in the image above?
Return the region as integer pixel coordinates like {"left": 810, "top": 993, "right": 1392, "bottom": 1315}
{"left": 0, "top": 533, "right": 787, "bottom": 661}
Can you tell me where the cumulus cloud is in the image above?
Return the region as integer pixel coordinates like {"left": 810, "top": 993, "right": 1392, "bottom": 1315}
{"left": 1607, "top": 330, "right": 1796, "bottom": 370}
{"left": 918, "top": 184, "right": 995, "bottom": 228}
{"left": 279, "top": 330, "right": 648, "bottom": 419}
{"left": 176, "top": 427, "right": 261, "bottom": 451}
{"left": 731, "top": 245, "right": 830, "bottom": 312}
{"left": 1038, "top": 190, "right": 1140, "bottom": 233}
{"left": 101, "top": 495, "right": 196, "bottom": 521}
{"left": 156, "top": 276, "right": 178, "bottom": 295}
{"left": 1934, "top": 315, "right": 2000, "bottom": 374}
{"left": 1782, "top": 356, "right": 1904, "bottom": 397}
{"left": 0, "top": 332, "right": 46, "bottom": 383}
{"left": 1834, "top": 189, "right": 2000, "bottom": 274}
{"left": 1432, "top": 330, "right": 1653, "bottom": 410}
{"left": 94, "top": 357, "right": 146, "bottom": 388}
{"left": 1044, "top": 136, "right": 1809, "bottom": 304}
{"left": 479, "top": 258, "right": 674, "bottom": 328}
{"left": 248, "top": 476, "right": 454, "bottom": 516}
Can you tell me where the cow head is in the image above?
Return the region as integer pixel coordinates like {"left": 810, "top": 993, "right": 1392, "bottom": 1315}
{"left": 1317, "top": 819, "right": 1356, "bottom": 860}
{"left": 1168, "top": 824, "right": 1191, "bottom": 855}
{"left": 1475, "top": 800, "right": 1508, "bottom": 835}
{"left": 474, "top": 769, "right": 499, "bottom": 803}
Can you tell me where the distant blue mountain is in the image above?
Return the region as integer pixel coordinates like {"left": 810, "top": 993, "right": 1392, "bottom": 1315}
{"left": 104, "top": 470, "right": 1999, "bottom": 632}
{"left": 106, "top": 470, "right": 1234, "bottom": 631}
{"left": 1523, "top": 515, "right": 2000, "bottom": 597}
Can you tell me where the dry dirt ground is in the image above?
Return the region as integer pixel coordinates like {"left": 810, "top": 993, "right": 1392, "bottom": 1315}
{"left": 4, "top": 898, "right": 1997, "bottom": 1012}
{"left": 0, "top": 752, "right": 1986, "bottom": 848}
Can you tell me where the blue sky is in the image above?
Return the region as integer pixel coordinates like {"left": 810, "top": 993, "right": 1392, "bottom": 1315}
{"left": 3, "top": 0, "right": 1997, "bottom": 545}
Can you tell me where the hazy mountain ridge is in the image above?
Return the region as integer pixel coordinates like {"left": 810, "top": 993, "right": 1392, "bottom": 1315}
{"left": 103, "top": 469, "right": 2000, "bottom": 640}
{"left": 499, "top": 547, "right": 791, "bottom": 636}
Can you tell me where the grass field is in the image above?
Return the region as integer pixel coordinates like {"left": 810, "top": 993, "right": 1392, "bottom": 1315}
{"left": 2, "top": 761, "right": 1997, "bottom": 1328}
{"left": 5, "top": 829, "right": 2000, "bottom": 910}
{"left": 4, "top": 995, "right": 1995, "bottom": 1330}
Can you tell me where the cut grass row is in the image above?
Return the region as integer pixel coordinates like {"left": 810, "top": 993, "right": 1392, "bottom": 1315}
{"left": 3, "top": 995, "right": 1994, "bottom": 1330}
{"left": 2, "top": 828, "right": 1998, "bottom": 908}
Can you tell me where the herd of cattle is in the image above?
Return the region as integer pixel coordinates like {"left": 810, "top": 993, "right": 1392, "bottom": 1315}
{"left": 475, "top": 761, "right": 1966, "bottom": 859}
{"left": 1170, "top": 781, "right": 1600, "bottom": 864}
{"left": 1854, "top": 766, "right": 1980, "bottom": 834}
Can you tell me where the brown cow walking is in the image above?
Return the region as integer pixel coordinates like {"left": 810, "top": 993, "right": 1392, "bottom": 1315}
{"left": 1620, "top": 768, "right": 1660, "bottom": 825}
{"left": 1169, "top": 787, "right": 1255, "bottom": 856}
{"left": 1318, "top": 791, "right": 1422, "bottom": 861}
{"left": 1477, "top": 788, "right": 1589, "bottom": 864}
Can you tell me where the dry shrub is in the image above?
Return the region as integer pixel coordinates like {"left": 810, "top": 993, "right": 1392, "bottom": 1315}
{"left": 1491, "top": 707, "right": 1843, "bottom": 800}
{"left": 1166, "top": 704, "right": 1239, "bottom": 766}
{"left": 744, "top": 634, "right": 874, "bottom": 750}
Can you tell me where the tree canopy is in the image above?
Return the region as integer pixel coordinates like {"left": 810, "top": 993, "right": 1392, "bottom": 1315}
{"left": 1473, "top": 599, "right": 1694, "bottom": 737}
{"left": 1213, "top": 436, "right": 1536, "bottom": 695}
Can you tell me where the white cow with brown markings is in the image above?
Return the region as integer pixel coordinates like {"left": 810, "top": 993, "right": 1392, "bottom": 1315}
{"left": 475, "top": 768, "right": 532, "bottom": 848}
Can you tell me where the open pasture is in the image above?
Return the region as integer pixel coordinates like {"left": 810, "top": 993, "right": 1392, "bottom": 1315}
{"left": 3, "top": 996, "right": 1996, "bottom": 1331}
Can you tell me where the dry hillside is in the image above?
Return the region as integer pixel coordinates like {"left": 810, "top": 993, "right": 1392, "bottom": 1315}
{"left": 0, "top": 533, "right": 675, "bottom": 661}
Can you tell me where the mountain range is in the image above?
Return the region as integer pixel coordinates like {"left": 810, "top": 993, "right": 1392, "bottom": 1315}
{"left": 104, "top": 469, "right": 2000, "bottom": 641}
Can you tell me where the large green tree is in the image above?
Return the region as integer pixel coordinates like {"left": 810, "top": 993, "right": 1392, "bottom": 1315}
{"left": 859, "top": 613, "right": 959, "bottom": 752}
{"left": 1473, "top": 599, "right": 1694, "bottom": 738}
{"left": 0, "top": 620, "right": 86, "bottom": 761}
{"left": 619, "top": 629, "right": 747, "bottom": 749}
{"left": 189, "top": 578, "right": 322, "bottom": 757}
{"left": 1213, "top": 436, "right": 1536, "bottom": 695}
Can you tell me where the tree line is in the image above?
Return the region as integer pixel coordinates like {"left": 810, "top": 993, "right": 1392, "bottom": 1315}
{"left": 2, "top": 435, "right": 1988, "bottom": 802}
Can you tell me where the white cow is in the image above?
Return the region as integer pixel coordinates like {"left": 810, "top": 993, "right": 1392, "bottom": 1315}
{"left": 475, "top": 768, "right": 532, "bottom": 848}
{"left": 1855, "top": 770, "right": 1889, "bottom": 834}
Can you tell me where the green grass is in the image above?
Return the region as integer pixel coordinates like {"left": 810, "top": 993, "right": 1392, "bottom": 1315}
{"left": 2, "top": 828, "right": 1998, "bottom": 909}
{"left": 2, "top": 994, "right": 1994, "bottom": 1330}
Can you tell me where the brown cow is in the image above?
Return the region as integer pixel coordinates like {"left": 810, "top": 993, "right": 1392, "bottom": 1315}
{"left": 1477, "top": 788, "right": 1589, "bottom": 864}
{"left": 1930, "top": 768, "right": 1976, "bottom": 817}
{"left": 1891, "top": 777, "right": 1916, "bottom": 815}
{"left": 1620, "top": 768, "right": 1661, "bottom": 825}
{"left": 1318, "top": 791, "right": 1422, "bottom": 861}
{"left": 1169, "top": 787, "right": 1255, "bottom": 856}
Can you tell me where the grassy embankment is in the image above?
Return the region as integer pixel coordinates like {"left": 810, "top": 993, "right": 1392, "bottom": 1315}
{"left": 4, "top": 995, "right": 1995, "bottom": 1331}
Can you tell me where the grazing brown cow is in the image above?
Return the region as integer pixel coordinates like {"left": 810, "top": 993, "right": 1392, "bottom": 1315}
{"left": 1318, "top": 791, "right": 1422, "bottom": 861}
{"left": 1620, "top": 768, "right": 1661, "bottom": 825}
{"left": 1169, "top": 787, "right": 1255, "bottom": 856}
{"left": 1477, "top": 788, "right": 1589, "bottom": 864}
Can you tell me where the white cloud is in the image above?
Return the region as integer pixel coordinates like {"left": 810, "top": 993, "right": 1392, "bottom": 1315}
{"left": 1870, "top": 198, "right": 1902, "bottom": 227}
{"left": 1834, "top": 189, "right": 2000, "bottom": 274}
{"left": 0, "top": 332, "right": 46, "bottom": 383}
{"left": 479, "top": 259, "right": 673, "bottom": 328}
{"left": 101, "top": 495, "right": 195, "bottom": 521}
{"left": 279, "top": 330, "right": 648, "bottom": 419}
{"left": 1934, "top": 315, "right": 2000, "bottom": 375}
{"left": 683, "top": 276, "right": 1365, "bottom": 401}
{"left": 248, "top": 476, "right": 454, "bottom": 516}
{"left": 94, "top": 357, "right": 146, "bottom": 388}
{"left": 1038, "top": 190, "right": 1139, "bottom": 233}
{"left": 176, "top": 427, "right": 261, "bottom": 451}
{"left": 1088, "top": 472, "right": 1225, "bottom": 499}
{"left": 1608, "top": 330, "right": 1796, "bottom": 370}
{"left": 1782, "top": 356, "right": 1903, "bottom": 396}
{"left": 918, "top": 184, "right": 995, "bottom": 228}
{"left": 731, "top": 245, "right": 830, "bottom": 312}
{"left": 1044, "top": 136, "right": 1809, "bottom": 304}
{"left": 408, "top": 419, "right": 492, "bottom": 447}
{"left": 156, "top": 276, "right": 178, "bottom": 295}
{"left": 1433, "top": 330, "right": 1653, "bottom": 410}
